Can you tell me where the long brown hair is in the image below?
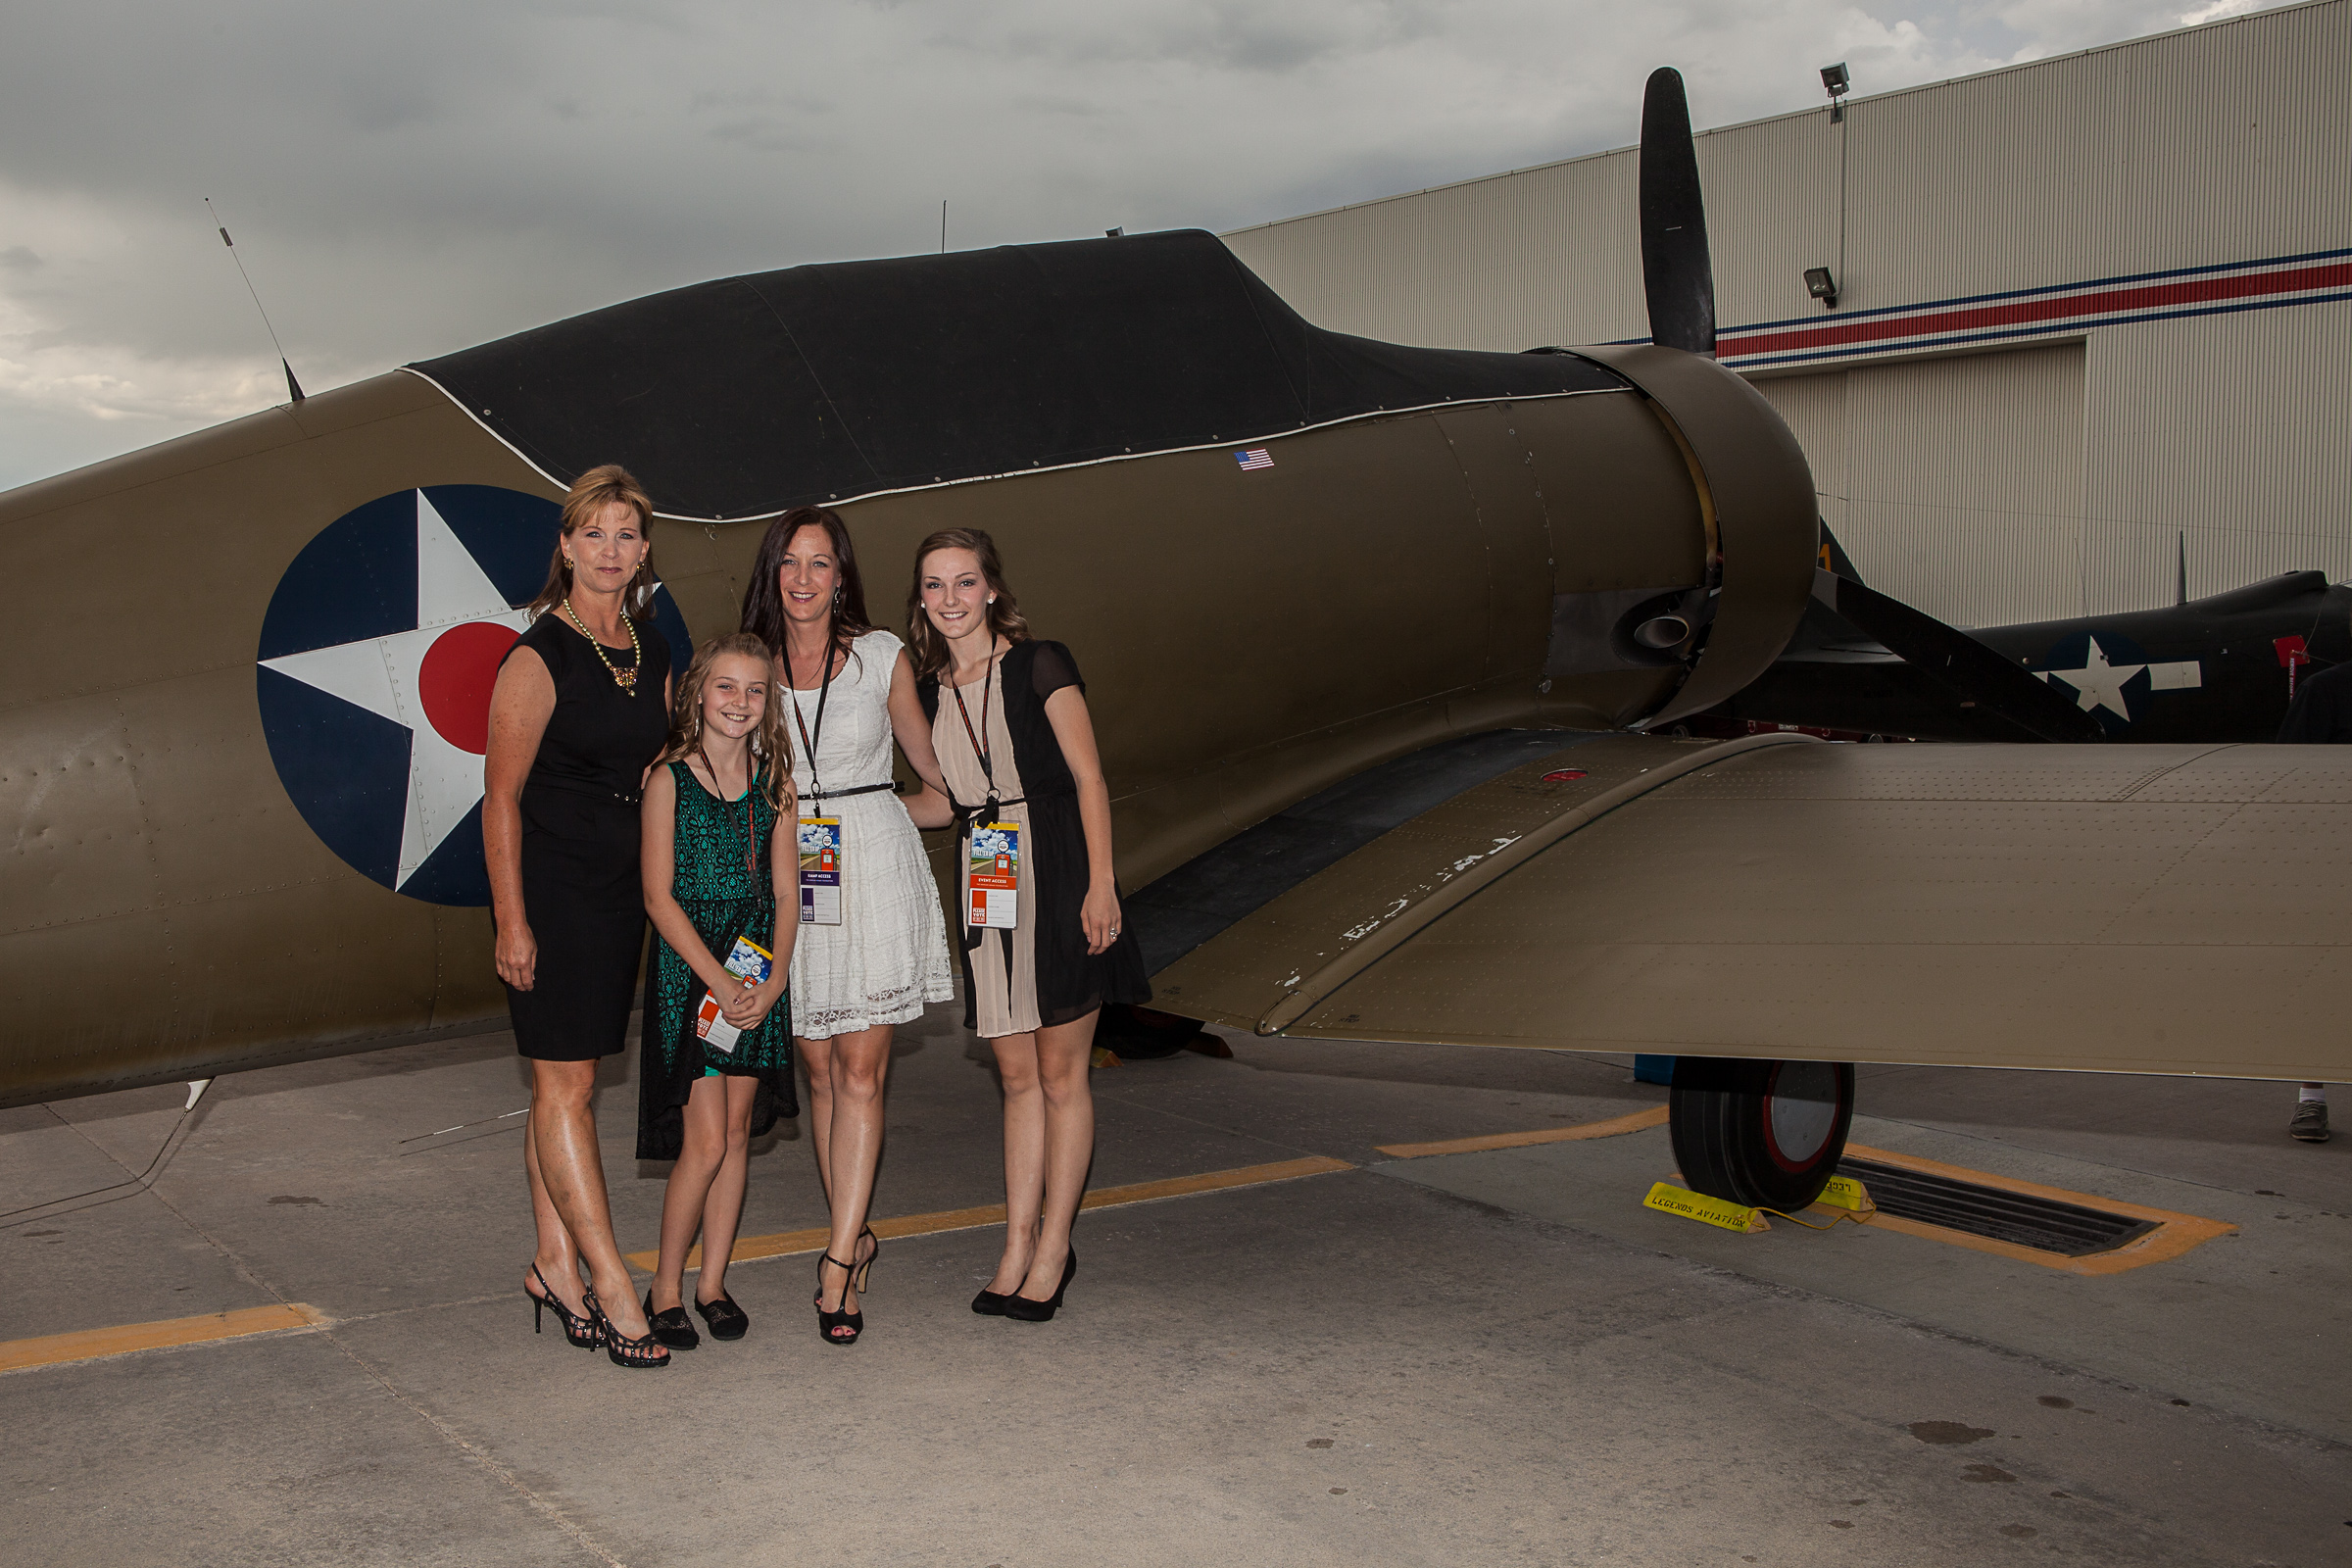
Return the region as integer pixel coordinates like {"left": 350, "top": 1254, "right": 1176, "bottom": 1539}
{"left": 740, "top": 507, "right": 875, "bottom": 680}
{"left": 525, "top": 465, "right": 659, "bottom": 622}
{"left": 658, "top": 632, "right": 796, "bottom": 811}
{"left": 905, "top": 528, "right": 1031, "bottom": 679}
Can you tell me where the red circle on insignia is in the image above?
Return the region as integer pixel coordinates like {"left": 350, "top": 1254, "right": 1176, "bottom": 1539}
{"left": 1543, "top": 768, "right": 1588, "bottom": 782}
{"left": 419, "top": 621, "right": 520, "bottom": 755}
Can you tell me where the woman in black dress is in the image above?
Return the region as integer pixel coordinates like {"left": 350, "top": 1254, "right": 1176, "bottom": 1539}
{"left": 907, "top": 529, "right": 1150, "bottom": 1322}
{"left": 485, "top": 465, "right": 675, "bottom": 1369}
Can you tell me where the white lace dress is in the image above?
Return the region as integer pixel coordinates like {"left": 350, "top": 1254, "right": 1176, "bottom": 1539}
{"left": 782, "top": 630, "right": 954, "bottom": 1038}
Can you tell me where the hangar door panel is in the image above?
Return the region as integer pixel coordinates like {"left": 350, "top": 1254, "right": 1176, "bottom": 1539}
{"left": 1755, "top": 344, "right": 2085, "bottom": 628}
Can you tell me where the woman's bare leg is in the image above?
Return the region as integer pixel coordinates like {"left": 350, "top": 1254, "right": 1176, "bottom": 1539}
{"left": 814, "top": 1024, "right": 894, "bottom": 1327}
{"left": 527, "top": 1058, "right": 654, "bottom": 1342}
{"left": 650, "top": 1077, "right": 729, "bottom": 1313}
{"left": 986, "top": 1032, "right": 1046, "bottom": 1296}
{"left": 1018, "top": 1009, "right": 1101, "bottom": 1301}
{"left": 522, "top": 1110, "right": 586, "bottom": 1316}
{"left": 697, "top": 1076, "right": 761, "bottom": 1304}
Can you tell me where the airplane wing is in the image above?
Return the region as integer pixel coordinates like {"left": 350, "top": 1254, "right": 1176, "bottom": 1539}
{"left": 1140, "top": 732, "right": 2352, "bottom": 1083}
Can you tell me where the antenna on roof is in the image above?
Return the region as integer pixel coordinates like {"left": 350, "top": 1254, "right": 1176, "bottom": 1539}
{"left": 2176, "top": 532, "right": 2187, "bottom": 606}
{"left": 941, "top": 199, "right": 948, "bottom": 255}
{"left": 205, "top": 197, "right": 304, "bottom": 404}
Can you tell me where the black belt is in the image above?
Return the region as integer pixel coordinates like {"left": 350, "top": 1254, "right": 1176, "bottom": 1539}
{"left": 528, "top": 776, "right": 643, "bottom": 807}
{"left": 804, "top": 781, "right": 897, "bottom": 803}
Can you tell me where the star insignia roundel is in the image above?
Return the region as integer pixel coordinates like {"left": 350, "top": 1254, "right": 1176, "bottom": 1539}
{"left": 256, "top": 485, "right": 693, "bottom": 906}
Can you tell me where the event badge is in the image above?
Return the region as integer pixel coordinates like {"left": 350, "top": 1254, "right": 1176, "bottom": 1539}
{"left": 694, "top": 936, "right": 774, "bottom": 1056}
{"left": 798, "top": 817, "right": 843, "bottom": 925}
{"left": 967, "top": 821, "right": 1020, "bottom": 930}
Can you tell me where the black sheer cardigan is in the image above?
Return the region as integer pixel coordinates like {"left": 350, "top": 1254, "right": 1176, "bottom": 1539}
{"left": 917, "top": 639, "right": 1151, "bottom": 1031}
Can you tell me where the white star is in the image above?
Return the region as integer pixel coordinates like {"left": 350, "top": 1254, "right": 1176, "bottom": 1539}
{"left": 259, "top": 492, "right": 530, "bottom": 889}
{"left": 2037, "top": 635, "right": 2145, "bottom": 721}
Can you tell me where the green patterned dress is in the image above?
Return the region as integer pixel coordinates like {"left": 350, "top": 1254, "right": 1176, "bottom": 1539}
{"left": 635, "top": 759, "right": 798, "bottom": 1161}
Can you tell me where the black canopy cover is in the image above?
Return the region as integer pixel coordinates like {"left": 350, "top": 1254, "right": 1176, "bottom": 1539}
{"left": 408, "top": 227, "right": 1626, "bottom": 519}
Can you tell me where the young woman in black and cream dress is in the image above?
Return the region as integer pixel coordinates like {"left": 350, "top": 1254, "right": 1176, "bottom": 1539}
{"left": 740, "top": 507, "right": 954, "bottom": 1345}
{"left": 907, "top": 528, "right": 1150, "bottom": 1323}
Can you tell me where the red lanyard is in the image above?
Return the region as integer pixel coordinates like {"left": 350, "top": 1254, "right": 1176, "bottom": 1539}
{"left": 950, "top": 636, "right": 1001, "bottom": 807}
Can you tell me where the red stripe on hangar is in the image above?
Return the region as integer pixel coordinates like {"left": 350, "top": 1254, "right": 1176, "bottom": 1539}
{"left": 1717, "top": 249, "right": 2352, "bottom": 368}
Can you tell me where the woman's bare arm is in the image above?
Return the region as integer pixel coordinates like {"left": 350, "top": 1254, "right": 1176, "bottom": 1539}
{"left": 1045, "top": 685, "right": 1120, "bottom": 956}
{"left": 888, "top": 647, "right": 956, "bottom": 830}
{"left": 484, "top": 647, "right": 556, "bottom": 990}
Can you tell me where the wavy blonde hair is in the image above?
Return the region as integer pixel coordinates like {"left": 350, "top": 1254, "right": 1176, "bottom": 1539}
{"left": 658, "top": 632, "right": 795, "bottom": 811}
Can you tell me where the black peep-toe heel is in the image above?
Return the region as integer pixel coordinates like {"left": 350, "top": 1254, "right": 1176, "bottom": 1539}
{"left": 854, "top": 1224, "right": 880, "bottom": 1293}
{"left": 527, "top": 1263, "right": 601, "bottom": 1348}
{"left": 1004, "top": 1249, "right": 1077, "bottom": 1323}
{"left": 813, "top": 1252, "right": 864, "bottom": 1346}
{"left": 588, "top": 1290, "right": 671, "bottom": 1369}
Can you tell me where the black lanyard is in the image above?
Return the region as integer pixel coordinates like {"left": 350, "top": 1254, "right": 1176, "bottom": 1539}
{"left": 949, "top": 636, "right": 1001, "bottom": 810}
{"left": 698, "top": 746, "right": 760, "bottom": 874}
{"left": 786, "top": 634, "right": 838, "bottom": 802}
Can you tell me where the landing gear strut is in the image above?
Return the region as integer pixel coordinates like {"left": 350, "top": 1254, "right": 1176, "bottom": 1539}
{"left": 1668, "top": 1056, "right": 1854, "bottom": 1210}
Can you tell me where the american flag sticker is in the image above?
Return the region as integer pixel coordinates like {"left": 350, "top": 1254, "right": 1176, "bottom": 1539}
{"left": 1235, "top": 448, "right": 1274, "bottom": 470}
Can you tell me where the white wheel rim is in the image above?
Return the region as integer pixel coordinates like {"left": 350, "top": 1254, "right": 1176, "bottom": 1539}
{"left": 1766, "top": 1060, "right": 1839, "bottom": 1167}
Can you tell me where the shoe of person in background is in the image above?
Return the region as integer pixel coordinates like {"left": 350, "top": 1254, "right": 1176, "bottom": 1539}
{"left": 2290, "top": 1101, "right": 2330, "bottom": 1143}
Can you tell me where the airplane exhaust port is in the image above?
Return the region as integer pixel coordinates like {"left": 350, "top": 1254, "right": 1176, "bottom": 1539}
{"left": 1668, "top": 1057, "right": 1855, "bottom": 1210}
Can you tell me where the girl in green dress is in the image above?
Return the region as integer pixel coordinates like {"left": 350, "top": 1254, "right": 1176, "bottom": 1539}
{"left": 637, "top": 633, "right": 799, "bottom": 1348}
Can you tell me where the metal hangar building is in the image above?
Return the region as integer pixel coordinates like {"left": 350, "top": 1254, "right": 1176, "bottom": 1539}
{"left": 1222, "top": 0, "right": 2350, "bottom": 631}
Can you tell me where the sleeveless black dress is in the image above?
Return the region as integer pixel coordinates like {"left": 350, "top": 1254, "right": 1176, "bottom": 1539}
{"left": 501, "top": 612, "right": 672, "bottom": 1061}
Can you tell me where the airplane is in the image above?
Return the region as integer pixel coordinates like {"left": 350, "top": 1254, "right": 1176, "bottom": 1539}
{"left": 7, "top": 70, "right": 2347, "bottom": 1221}
{"left": 1693, "top": 527, "right": 2350, "bottom": 744}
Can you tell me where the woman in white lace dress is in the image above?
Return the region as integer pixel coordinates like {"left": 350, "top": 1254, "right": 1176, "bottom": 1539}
{"left": 741, "top": 508, "right": 953, "bottom": 1345}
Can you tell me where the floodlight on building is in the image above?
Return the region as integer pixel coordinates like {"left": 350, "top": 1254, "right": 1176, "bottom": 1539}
{"left": 1804, "top": 267, "right": 1839, "bottom": 309}
{"left": 1822, "top": 61, "right": 1851, "bottom": 122}
{"left": 1106, "top": 226, "right": 1125, "bottom": 238}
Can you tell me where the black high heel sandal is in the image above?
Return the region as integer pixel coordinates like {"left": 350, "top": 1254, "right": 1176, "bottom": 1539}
{"left": 854, "top": 1224, "right": 880, "bottom": 1293}
{"left": 813, "top": 1252, "right": 864, "bottom": 1346}
{"left": 587, "top": 1289, "right": 671, "bottom": 1369}
{"left": 644, "top": 1289, "right": 700, "bottom": 1351}
{"left": 526, "top": 1263, "right": 601, "bottom": 1349}
{"left": 1004, "top": 1249, "right": 1077, "bottom": 1323}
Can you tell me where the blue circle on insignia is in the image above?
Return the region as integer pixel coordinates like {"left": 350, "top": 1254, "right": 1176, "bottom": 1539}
{"left": 255, "top": 485, "right": 692, "bottom": 906}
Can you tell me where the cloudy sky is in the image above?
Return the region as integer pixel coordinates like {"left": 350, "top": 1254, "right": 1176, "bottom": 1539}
{"left": 0, "top": 0, "right": 2285, "bottom": 490}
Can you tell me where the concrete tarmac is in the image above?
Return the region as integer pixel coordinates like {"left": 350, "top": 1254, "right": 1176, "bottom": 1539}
{"left": 2, "top": 1004, "right": 2346, "bottom": 1567}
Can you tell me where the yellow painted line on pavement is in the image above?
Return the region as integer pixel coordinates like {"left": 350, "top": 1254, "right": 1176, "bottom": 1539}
{"left": 0, "top": 1302, "right": 329, "bottom": 1376}
{"left": 628, "top": 1153, "right": 1355, "bottom": 1272}
{"left": 1376, "top": 1104, "right": 1669, "bottom": 1159}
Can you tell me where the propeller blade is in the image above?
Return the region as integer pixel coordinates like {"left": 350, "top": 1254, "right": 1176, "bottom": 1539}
{"left": 1815, "top": 571, "right": 2105, "bottom": 743}
{"left": 1640, "top": 67, "right": 1716, "bottom": 357}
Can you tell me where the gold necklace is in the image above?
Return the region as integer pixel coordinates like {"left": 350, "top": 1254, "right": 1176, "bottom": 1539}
{"left": 562, "top": 597, "right": 641, "bottom": 694}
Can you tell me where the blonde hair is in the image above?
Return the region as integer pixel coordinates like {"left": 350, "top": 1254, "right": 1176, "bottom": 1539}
{"left": 658, "top": 632, "right": 796, "bottom": 812}
{"left": 526, "top": 464, "right": 660, "bottom": 621}
{"left": 904, "top": 528, "right": 1030, "bottom": 679}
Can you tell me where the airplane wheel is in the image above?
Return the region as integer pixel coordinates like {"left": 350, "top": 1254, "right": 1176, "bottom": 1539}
{"left": 1669, "top": 1057, "right": 1854, "bottom": 1210}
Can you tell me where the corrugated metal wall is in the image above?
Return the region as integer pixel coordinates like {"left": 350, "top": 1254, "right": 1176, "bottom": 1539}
{"left": 1224, "top": 0, "right": 2351, "bottom": 628}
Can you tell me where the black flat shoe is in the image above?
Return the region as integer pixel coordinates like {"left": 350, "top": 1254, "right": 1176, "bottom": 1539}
{"left": 694, "top": 1291, "right": 750, "bottom": 1341}
{"left": 970, "top": 1286, "right": 1012, "bottom": 1316}
{"left": 644, "top": 1290, "right": 700, "bottom": 1350}
{"left": 1004, "top": 1249, "right": 1077, "bottom": 1323}
{"left": 527, "top": 1263, "right": 601, "bottom": 1349}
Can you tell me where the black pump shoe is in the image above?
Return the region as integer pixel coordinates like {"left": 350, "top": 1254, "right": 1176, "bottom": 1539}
{"left": 527, "top": 1263, "right": 601, "bottom": 1349}
{"left": 1004, "top": 1250, "right": 1077, "bottom": 1323}
{"left": 694, "top": 1291, "right": 750, "bottom": 1341}
{"left": 644, "top": 1290, "right": 701, "bottom": 1350}
{"left": 970, "top": 1286, "right": 1012, "bottom": 1316}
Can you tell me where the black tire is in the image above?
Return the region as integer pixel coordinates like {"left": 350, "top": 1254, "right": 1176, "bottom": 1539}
{"left": 1668, "top": 1056, "right": 1855, "bottom": 1210}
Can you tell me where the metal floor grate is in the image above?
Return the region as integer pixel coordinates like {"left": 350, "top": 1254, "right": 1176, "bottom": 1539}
{"left": 1837, "top": 1157, "right": 2157, "bottom": 1257}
